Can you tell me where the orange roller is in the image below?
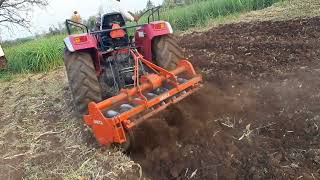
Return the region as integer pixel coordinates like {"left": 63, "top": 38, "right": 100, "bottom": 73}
{"left": 84, "top": 50, "right": 202, "bottom": 147}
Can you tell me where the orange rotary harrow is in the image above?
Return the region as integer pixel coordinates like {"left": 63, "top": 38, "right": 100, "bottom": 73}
{"left": 84, "top": 49, "right": 202, "bottom": 147}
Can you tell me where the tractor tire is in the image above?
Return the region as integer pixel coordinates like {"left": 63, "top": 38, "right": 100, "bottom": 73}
{"left": 64, "top": 49, "right": 102, "bottom": 117}
{"left": 153, "top": 34, "right": 184, "bottom": 70}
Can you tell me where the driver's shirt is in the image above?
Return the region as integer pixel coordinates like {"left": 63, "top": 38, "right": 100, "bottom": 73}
{"left": 99, "top": 0, "right": 134, "bottom": 22}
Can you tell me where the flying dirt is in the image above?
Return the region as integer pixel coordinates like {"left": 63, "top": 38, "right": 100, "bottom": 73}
{"left": 129, "top": 17, "right": 320, "bottom": 179}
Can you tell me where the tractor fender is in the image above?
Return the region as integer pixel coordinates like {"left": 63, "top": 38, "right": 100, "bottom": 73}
{"left": 64, "top": 34, "right": 98, "bottom": 52}
{"left": 135, "top": 21, "right": 173, "bottom": 61}
{"left": 64, "top": 34, "right": 102, "bottom": 74}
{"left": 64, "top": 37, "right": 75, "bottom": 52}
{"left": 136, "top": 21, "right": 173, "bottom": 40}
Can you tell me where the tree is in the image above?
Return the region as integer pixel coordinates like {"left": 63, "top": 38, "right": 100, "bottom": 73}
{"left": 163, "top": 0, "right": 175, "bottom": 8}
{"left": 48, "top": 25, "right": 61, "bottom": 36}
{"left": 86, "top": 16, "right": 98, "bottom": 31}
{"left": 146, "top": 0, "right": 155, "bottom": 9}
{"left": 0, "top": 0, "right": 48, "bottom": 29}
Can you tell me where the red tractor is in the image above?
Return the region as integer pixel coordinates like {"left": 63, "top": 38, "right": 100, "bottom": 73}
{"left": 63, "top": 7, "right": 202, "bottom": 149}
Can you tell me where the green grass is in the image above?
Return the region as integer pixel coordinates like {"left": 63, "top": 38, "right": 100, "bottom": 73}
{"left": 158, "top": 0, "right": 283, "bottom": 31}
{"left": 1, "top": 0, "right": 282, "bottom": 77}
{"left": 3, "top": 35, "right": 65, "bottom": 73}
{"left": 0, "top": 71, "right": 16, "bottom": 82}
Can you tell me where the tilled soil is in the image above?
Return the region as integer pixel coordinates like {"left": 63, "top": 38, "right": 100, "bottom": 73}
{"left": 131, "top": 17, "right": 320, "bottom": 179}
{"left": 0, "top": 70, "right": 139, "bottom": 179}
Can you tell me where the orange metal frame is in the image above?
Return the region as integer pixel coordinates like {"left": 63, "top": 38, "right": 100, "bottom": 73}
{"left": 84, "top": 50, "right": 203, "bottom": 147}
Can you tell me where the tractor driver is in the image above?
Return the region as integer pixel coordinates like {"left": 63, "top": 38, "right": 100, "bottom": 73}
{"left": 99, "top": 0, "right": 140, "bottom": 23}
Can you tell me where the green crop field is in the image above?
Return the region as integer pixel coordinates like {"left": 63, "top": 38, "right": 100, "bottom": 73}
{"left": 4, "top": 35, "right": 65, "bottom": 73}
{"left": 1, "top": 0, "right": 283, "bottom": 76}
{"left": 159, "top": 0, "right": 282, "bottom": 30}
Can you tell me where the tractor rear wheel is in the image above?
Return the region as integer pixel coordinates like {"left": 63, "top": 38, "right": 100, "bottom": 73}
{"left": 153, "top": 34, "right": 184, "bottom": 70}
{"left": 64, "top": 49, "right": 102, "bottom": 117}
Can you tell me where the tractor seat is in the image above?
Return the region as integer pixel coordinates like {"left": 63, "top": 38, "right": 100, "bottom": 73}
{"left": 102, "top": 13, "right": 126, "bottom": 30}
{"left": 110, "top": 24, "right": 126, "bottom": 39}
{"left": 100, "top": 13, "right": 129, "bottom": 50}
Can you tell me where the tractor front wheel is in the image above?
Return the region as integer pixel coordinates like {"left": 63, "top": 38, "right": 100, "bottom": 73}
{"left": 64, "top": 49, "right": 102, "bottom": 117}
{"left": 152, "top": 34, "right": 184, "bottom": 70}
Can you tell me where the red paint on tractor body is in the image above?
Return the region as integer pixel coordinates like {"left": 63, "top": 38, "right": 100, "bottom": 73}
{"left": 69, "top": 34, "right": 98, "bottom": 51}
{"left": 66, "top": 21, "right": 172, "bottom": 71}
{"left": 135, "top": 21, "right": 172, "bottom": 61}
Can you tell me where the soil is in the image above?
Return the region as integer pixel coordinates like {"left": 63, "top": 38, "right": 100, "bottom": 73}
{"left": 130, "top": 17, "right": 320, "bottom": 179}
{"left": 0, "top": 69, "right": 139, "bottom": 179}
